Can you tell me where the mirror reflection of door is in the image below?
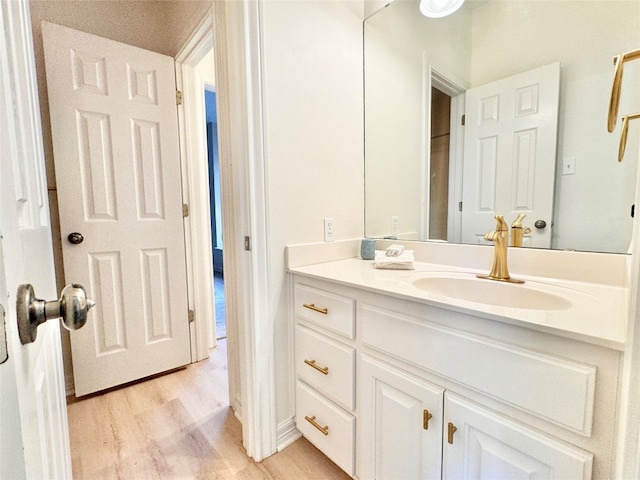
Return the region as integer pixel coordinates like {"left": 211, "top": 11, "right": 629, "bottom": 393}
{"left": 461, "top": 62, "right": 560, "bottom": 248}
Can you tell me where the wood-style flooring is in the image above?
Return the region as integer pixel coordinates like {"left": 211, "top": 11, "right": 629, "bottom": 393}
{"left": 67, "top": 339, "right": 350, "bottom": 479}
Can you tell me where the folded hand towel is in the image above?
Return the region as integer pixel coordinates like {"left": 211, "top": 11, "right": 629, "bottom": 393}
{"left": 373, "top": 250, "right": 415, "bottom": 270}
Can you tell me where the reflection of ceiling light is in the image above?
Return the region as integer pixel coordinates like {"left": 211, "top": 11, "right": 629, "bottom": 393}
{"left": 419, "top": 0, "right": 464, "bottom": 18}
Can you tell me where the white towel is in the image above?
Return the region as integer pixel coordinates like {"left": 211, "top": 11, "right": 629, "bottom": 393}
{"left": 373, "top": 250, "right": 415, "bottom": 270}
{"left": 385, "top": 244, "right": 405, "bottom": 257}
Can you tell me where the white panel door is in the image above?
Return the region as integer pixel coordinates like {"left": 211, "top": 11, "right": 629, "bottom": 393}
{"left": 42, "top": 22, "right": 191, "bottom": 396}
{"left": 462, "top": 62, "right": 560, "bottom": 247}
{"left": 358, "top": 355, "right": 444, "bottom": 480}
{"left": 443, "top": 393, "right": 592, "bottom": 480}
{"left": 0, "top": 1, "right": 71, "bottom": 478}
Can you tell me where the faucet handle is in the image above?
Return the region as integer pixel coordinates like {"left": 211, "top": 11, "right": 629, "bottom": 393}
{"left": 492, "top": 214, "right": 509, "bottom": 241}
{"left": 511, "top": 213, "right": 526, "bottom": 228}
{"left": 483, "top": 230, "right": 500, "bottom": 242}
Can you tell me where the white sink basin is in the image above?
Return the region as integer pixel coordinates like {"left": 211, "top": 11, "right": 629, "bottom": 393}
{"left": 408, "top": 273, "right": 572, "bottom": 310}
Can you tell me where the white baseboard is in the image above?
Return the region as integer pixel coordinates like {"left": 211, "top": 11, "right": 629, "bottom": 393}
{"left": 276, "top": 417, "right": 301, "bottom": 451}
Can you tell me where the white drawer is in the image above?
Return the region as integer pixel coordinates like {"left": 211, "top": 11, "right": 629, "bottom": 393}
{"left": 294, "top": 283, "right": 355, "bottom": 339}
{"left": 296, "top": 380, "right": 355, "bottom": 476}
{"left": 295, "top": 324, "right": 355, "bottom": 411}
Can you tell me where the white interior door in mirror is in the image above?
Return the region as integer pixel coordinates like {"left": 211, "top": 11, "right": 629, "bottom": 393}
{"left": 42, "top": 22, "right": 191, "bottom": 396}
{"left": 461, "top": 62, "right": 560, "bottom": 248}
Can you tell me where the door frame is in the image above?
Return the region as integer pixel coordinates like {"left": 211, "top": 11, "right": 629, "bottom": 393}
{"left": 423, "top": 59, "right": 467, "bottom": 243}
{"left": 175, "top": 11, "right": 217, "bottom": 365}
{"left": 175, "top": 2, "right": 277, "bottom": 461}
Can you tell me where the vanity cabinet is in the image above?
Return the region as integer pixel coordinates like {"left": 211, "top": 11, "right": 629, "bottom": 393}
{"left": 358, "top": 354, "right": 444, "bottom": 479}
{"left": 291, "top": 275, "right": 620, "bottom": 479}
{"left": 444, "top": 393, "right": 592, "bottom": 479}
{"left": 358, "top": 355, "right": 592, "bottom": 480}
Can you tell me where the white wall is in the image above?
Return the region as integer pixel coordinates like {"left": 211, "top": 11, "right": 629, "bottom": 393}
{"left": 259, "top": 0, "right": 365, "bottom": 428}
{"left": 365, "top": 0, "right": 472, "bottom": 239}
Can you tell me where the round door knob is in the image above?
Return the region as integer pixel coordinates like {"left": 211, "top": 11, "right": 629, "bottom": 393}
{"left": 67, "top": 232, "right": 84, "bottom": 244}
{"left": 534, "top": 220, "right": 547, "bottom": 229}
{"left": 17, "top": 284, "right": 96, "bottom": 344}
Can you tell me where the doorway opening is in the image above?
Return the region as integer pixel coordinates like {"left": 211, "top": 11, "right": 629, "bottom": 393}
{"left": 426, "top": 66, "right": 466, "bottom": 243}
{"left": 205, "top": 88, "right": 225, "bottom": 340}
{"left": 429, "top": 86, "right": 451, "bottom": 241}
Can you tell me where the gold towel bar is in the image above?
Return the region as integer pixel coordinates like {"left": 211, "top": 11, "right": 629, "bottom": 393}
{"left": 619, "top": 113, "right": 640, "bottom": 161}
{"left": 608, "top": 49, "right": 640, "bottom": 133}
{"left": 305, "top": 415, "right": 329, "bottom": 436}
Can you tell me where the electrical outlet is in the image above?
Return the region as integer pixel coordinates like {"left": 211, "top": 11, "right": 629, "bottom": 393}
{"left": 391, "top": 216, "right": 399, "bottom": 236}
{"left": 562, "top": 157, "right": 576, "bottom": 175}
{"left": 324, "top": 218, "right": 335, "bottom": 242}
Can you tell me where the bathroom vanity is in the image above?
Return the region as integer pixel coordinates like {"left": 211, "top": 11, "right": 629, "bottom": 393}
{"left": 288, "top": 242, "right": 628, "bottom": 479}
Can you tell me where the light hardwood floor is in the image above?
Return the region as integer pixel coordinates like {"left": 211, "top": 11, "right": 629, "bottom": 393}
{"left": 67, "top": 339, "right": 350, "bottom": 479}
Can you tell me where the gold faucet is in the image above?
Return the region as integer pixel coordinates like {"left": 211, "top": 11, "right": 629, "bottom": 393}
{"left": 477, "top": 215, "right": 524, "bottom": 284}
{"left": 510, "top": 213, "right": 531, "bottom": 247}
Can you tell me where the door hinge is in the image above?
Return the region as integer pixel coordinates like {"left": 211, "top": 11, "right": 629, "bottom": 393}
{"left": 461, "top": 114, "right": 466, "bottom": 126}
{"left": 244, "top": 236, "right": 251, "bottom": 251}
{"left": 182, "top": 204, "right": 189, "bottom": 218}
{"left": 188, "top": 309, "right": 195, "bottom": 323}
{"left": 458, "top": 201, "right": 463, "bottom": 212}
{"left": 176, "top": 90, "right": 183, "bottom": 105}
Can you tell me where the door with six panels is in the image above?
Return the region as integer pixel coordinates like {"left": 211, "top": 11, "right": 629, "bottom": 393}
{"left": 42, "top": 21, "right": 191, "bottom": 396}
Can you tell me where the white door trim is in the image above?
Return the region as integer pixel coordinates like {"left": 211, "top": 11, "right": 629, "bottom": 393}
{"left": 422, "top": 58, "right": 467, "bottom": 243}
{"left": 615, "top": 139, "right": 640, "bottom": 478}
{"left": 219, "top": 0, "right": 277, "bottom": 461}
{"left": 176, "top": 1, "right": 277, "bottom": 461}
{"left": 175, "top": 9, "right": 217, "bottom": 364}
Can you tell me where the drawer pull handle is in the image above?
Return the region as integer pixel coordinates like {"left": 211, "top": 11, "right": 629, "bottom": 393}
{"left": 447, "top": 422, "right": 457, "bottom": 444}
{"left": 303, "top": 303, "right": 328, "bottom": 315}
{"left": 423, "top": 409, "right": 433, "bottom": 430}
{"left": 305, "top": 415, "right": 329, "bottom": 436}
{"left": 304, "top": 359, "right": 329, "bottom": 375}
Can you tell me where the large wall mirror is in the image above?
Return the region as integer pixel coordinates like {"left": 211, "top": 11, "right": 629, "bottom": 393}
{"left": 365, "top": 0, "right": 640, "bottom": 253}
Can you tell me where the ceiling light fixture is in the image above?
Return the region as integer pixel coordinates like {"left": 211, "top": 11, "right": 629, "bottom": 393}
{"left": 419, "top": 0, "right": 465, "bottom": 18}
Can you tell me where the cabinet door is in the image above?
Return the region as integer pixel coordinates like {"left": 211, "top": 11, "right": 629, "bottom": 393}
{"left": 358, "top": 355, "right": 444, "bottom": 480}
{"left": 443, "top": 393, "right": 593, "bottom": 480}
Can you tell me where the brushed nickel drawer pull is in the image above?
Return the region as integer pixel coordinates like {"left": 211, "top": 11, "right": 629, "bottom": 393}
{"left": 303, "top": 303, "right": 328, "bottom": 315}
{"left": 305, "top": 415, "right": 329, "bottom": 436}
{"left": 304, "top": 359, "right": 329, "bottom": 375}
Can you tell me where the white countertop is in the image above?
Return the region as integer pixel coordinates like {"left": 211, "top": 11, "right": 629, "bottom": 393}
{"left": 289, "top": 257, "right": 629, "bottom": 350}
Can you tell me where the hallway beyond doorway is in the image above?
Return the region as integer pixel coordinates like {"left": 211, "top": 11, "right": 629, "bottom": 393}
{"left": 215, "top": 273, "right": 226, "bottom": 339}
